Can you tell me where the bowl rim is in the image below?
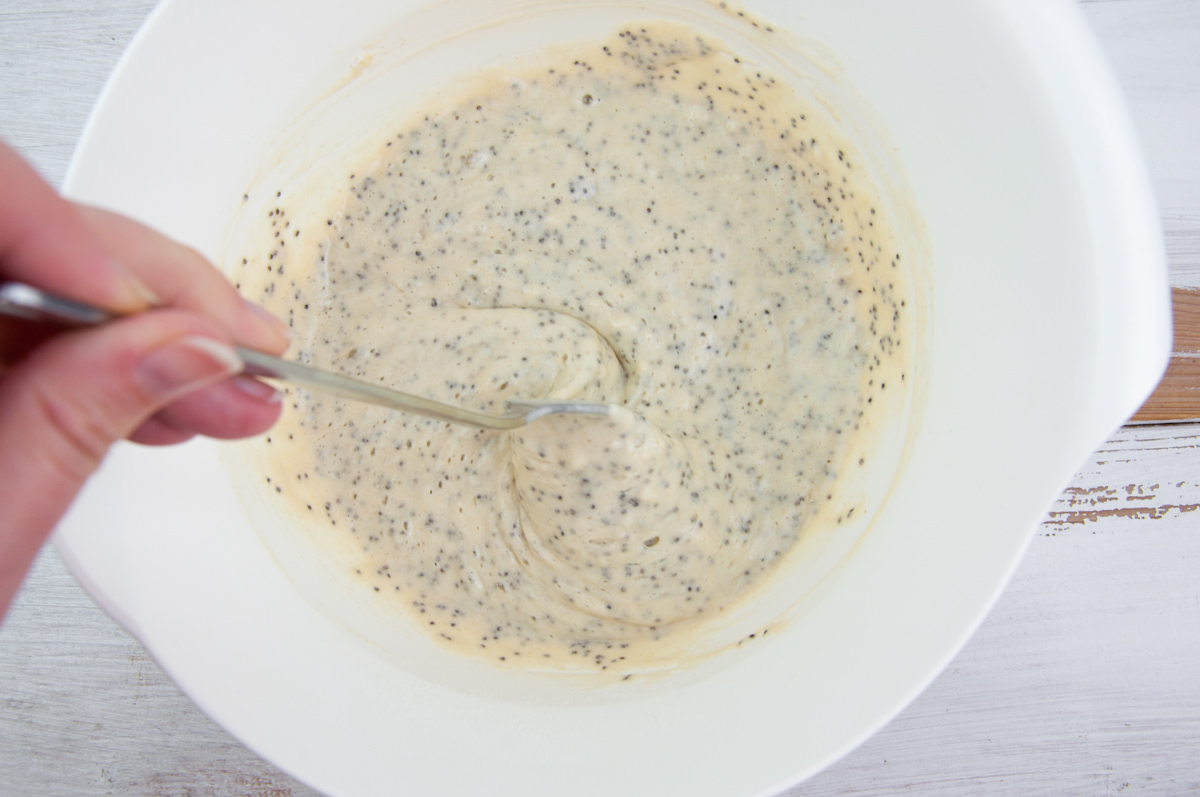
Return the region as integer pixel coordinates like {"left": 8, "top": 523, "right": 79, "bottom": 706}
{"left": 54, "top": 0, "right": 1169, "bottom": 795}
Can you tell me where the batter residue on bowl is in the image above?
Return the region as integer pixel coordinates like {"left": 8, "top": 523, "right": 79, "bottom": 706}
{"left": 235, "top": 21, "right": 912, "bottom": 672}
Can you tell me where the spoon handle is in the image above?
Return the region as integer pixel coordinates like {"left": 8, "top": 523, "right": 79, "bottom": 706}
{"left": 235, "top": 347, "right": 524, "bottom": 430}
{"left": 0, "top": 282, "right": 525, "bottom": 431}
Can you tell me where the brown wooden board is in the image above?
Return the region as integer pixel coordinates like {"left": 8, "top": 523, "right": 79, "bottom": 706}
{"left": 1131, "top": 288, "right": 1200, "bottom": 423}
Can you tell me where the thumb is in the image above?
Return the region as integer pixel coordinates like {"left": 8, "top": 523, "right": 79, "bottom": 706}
{"left": 0, "top": 311, "right": 241, "bottom": 611}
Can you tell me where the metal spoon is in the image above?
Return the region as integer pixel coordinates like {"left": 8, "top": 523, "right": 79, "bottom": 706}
{"left": 0, "top": 281, "right": 612, "bottom": 431}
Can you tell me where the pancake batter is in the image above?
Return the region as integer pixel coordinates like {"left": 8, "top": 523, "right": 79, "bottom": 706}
{"left": 235, "top": 22, "right": 911, "bottom": 671}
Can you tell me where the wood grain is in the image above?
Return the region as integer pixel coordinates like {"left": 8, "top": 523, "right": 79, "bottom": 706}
{"left": 794, "top": 423, "right": 1200, "bottom": 797}
{"left": 1132, "top": 288, "right": 1200, "bottom": 422}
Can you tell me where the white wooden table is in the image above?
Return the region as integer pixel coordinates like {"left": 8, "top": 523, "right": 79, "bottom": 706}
{"left": 2, "top": 2, "right": 1197, "bottom": 794}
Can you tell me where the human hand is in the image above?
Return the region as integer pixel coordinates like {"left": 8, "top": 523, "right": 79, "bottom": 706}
{"left": 0, "top": 140, "right": 291, "bottom": 617}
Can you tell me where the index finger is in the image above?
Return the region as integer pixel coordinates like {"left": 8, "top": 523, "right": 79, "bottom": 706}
{"left": 0, "top": 140, "right": 157, "bottom": 313}
{"left": 76, "top": 205, "right": 291, "bottom": 355}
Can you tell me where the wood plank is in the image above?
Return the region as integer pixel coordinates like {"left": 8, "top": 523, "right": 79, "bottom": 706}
{"left": 794, "top": 422, "right": 1200, "bottom": 797}
{"left": 1132, "top": 288, "right": 1200, "bottom": 422}
{"left": 1045, "top": 424, "right": 1200, "bottom": 528}
{"left": 0, "top": 551, "right": 320, "bottom": 796}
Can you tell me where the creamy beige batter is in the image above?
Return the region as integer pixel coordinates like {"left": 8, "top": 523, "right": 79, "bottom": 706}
{"left": 235, "top": 22, "right": 911, "bottom": 672}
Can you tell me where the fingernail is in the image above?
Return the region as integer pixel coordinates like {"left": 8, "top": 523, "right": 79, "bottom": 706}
{"left": 243, "top": 299, "right": 292, "bottom": 345}
{"left": 231, "top": 374, "right": 283, "bottom": 403}
{"left": 109, "top": 257, "right": 161, "bottom": 309}
{"left": 137, "top": 336, "right": 242, "bottom": 402}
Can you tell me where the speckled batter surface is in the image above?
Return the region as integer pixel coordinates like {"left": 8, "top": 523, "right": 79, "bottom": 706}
{"left": 236, "top": 22, "right": 911, "bottom": 672}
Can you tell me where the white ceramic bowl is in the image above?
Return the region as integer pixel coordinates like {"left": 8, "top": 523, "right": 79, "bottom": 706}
{"left": 56, "top": 1, "right": 1169, "bottom": 795}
